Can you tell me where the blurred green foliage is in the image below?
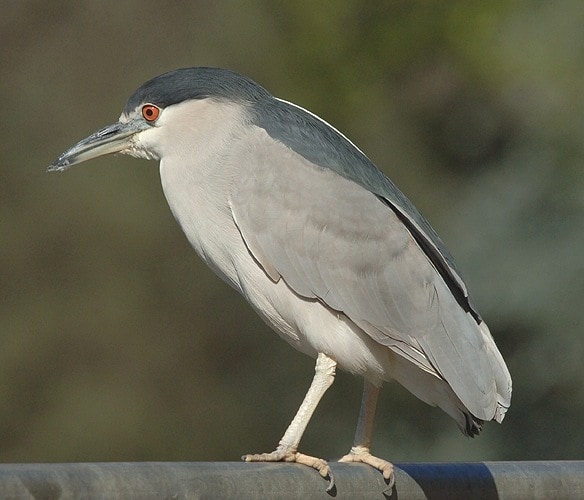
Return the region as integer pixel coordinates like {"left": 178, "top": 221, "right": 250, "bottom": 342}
{"left": 1, "top": 1, "right": 583, "bottom": 464}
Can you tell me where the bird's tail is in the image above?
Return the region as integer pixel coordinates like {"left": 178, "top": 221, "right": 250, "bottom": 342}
{"left": 479, "top": 321, "right": 512, "bottom": 423}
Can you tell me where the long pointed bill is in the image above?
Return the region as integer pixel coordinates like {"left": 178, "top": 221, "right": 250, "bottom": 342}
{"left": 47, "top": 120, "right": 148, "bottom": 172}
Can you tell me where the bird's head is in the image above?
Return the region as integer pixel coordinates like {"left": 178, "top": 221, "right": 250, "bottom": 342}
{"left": 48, "top": 67, "right": 270, "bottom": 172}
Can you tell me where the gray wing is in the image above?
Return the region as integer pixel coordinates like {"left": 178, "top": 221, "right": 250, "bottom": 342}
{"left": 254, "top": 97, "right": 479, "bottom": 322}
{"left": 229, "top": 126, "right": 500, "bottom": 420}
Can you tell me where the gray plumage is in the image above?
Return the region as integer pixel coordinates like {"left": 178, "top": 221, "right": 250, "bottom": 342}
{"left": 123, "top": 67, "right": 270, "bottom": 112}
{"left": 129, "top": 68, "right": 477, "bottom": 318}
{"left": 49, "top": 67, "right": 512, "bottom": 487}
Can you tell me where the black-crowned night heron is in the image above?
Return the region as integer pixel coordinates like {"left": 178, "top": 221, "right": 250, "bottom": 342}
{"left": 49, "top": 67, "right": 512, "bottom": 490}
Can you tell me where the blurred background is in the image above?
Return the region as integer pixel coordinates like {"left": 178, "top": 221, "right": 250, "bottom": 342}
{"left": 1, "top": 1, "right": 583, "bottom": 465}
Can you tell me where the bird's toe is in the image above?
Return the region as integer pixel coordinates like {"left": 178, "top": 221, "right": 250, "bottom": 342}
{"left": 241, "top": 449, "right": 288, "bottom": 462}
{"left": 339, "top": 446, "right": 394, "bottom": 486}
{"left": 293, "top": 452, "right": 331, "bottom": 479}
{"left": 242, "top": 447, "right": 334, "bottom": 490}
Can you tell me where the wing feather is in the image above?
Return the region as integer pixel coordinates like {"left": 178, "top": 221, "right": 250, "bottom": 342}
{"left": 230, "top": 126, "right": 502, "bottom": 419}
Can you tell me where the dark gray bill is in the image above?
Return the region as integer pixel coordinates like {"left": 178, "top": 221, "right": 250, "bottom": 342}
{"left": 47, "top": 120, "right": 148, "bottom": 172}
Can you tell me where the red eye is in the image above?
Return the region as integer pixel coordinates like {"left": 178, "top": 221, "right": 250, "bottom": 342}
{"left": 142, "top": 104, "right": 160, "bottom": 122}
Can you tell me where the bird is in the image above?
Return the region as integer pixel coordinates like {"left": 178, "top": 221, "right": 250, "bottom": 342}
{"left": 48, "top": 67, "right": 512, "bottom": 490}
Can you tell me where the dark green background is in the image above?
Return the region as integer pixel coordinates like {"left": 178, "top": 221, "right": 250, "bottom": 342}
{"left": 1, "top": 1, "right": 582, "bottom": 464}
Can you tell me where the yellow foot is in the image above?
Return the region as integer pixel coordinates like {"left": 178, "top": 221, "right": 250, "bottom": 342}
{"left": 339, "top": 446, "right": 395, "bottom": 488}
{"left": 242, "top": 446, "right": 334, "bottom": 491}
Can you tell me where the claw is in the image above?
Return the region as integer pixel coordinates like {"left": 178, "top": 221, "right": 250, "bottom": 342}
{"left": 325, "top": 470, "right": 336, "bottom": 493}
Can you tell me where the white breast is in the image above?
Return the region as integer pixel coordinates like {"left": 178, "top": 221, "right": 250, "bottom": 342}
{"left": 156, "top": 99, "right": 251, "bottom": 292}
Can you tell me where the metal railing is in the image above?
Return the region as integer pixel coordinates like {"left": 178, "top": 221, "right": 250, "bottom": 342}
{"left": 0, "top": 461, "right": 582, "bottom": 499}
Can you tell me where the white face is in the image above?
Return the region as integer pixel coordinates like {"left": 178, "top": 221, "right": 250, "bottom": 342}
{"left": 115, "top": 106, "right": 163, "bottom": 161}
{"left": 118, "top": 98, "right": 249, "bottom": 165}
